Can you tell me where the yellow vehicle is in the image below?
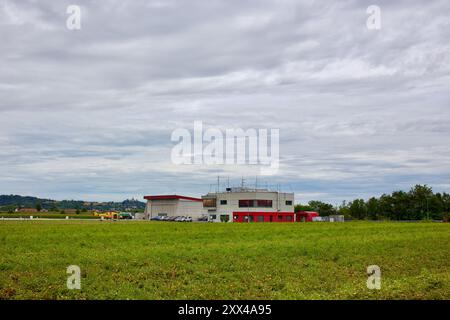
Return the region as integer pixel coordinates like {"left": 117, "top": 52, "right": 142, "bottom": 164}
{"left": 94, "top": 211, "right": 119, "bottom": 219}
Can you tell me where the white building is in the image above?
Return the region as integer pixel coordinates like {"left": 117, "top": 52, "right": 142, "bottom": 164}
{"left": 142, "top": 195, "right": 206, "bottom": 220}
{"left": 201, "top": 187, "right": 295, "bottom": 222}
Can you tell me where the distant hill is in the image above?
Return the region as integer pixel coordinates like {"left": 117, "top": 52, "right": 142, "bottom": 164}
{"left": 0, "top": 195, "right": 146, "bottom": 212}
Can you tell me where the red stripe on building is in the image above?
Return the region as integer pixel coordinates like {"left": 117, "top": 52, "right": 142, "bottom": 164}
{"left": 232, "top": 211, "right": 295, "bottom": 223}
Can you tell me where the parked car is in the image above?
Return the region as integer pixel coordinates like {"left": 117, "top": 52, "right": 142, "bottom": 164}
{"left": 119, "top": 212, "right": 133, "bottom": 219}
{"left": 174, "top": 216, "right": 184, "bottom": 222}
{"left": 185, "top": 216, "right": 192, "bottom": 222}
{"left": 150, "top": 216, "right": 161, "bottom": 221}
{"left": 197, "top": 216, "right": 208, "bottom": 222}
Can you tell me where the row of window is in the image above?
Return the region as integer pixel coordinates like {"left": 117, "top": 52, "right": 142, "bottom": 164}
{"left": 238, "top": 199, "right": 272, "bottom": 208}
{"left": 203, "top": 199, "right": 293, "bottom": 208}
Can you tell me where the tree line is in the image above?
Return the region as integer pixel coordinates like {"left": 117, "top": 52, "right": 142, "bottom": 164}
{"left": 0, "top": 195, "right": 146, "bottom": 212}
{"left": 295, "top": 185, "right": 450, "bottom": 221}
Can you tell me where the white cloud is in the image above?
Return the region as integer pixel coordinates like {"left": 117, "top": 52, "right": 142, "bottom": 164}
{"left": 0, "top": 0, "right": 449, "bottom": 202}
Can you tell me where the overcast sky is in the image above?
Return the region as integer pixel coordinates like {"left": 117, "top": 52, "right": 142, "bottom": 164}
{"left": 1, "top": 0, "right": 449, "bottom": 204}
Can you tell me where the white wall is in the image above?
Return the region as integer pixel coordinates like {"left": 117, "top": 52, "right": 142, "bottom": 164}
{"left": 144, "top": 199, "right": 206, "bottom": 219}
{"left": 145, "top": 199, "right": 178, "bottom": 219}
{"left": 176, "top": 199, "right": 207, "bottom": 218}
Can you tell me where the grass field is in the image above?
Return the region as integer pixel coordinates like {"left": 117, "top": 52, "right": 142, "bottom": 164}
{"left": 0, "top": 221, "right": 449, "bottom": 300}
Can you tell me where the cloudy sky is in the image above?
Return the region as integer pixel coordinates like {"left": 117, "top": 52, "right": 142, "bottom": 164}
{"left": 1, "top": 0, "right": 449, "bottom": 204}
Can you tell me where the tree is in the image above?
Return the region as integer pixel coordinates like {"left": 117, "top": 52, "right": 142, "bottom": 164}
{"left": 442, "top": 193, "right": 450, "bottom": 214}
{"left": 349, "top": 199, "right": 366, "bottom": 220}
{"left": 1, "top": 205, "right": 16, "bottom": 213}
{"left": 408, "top": 184, "right": 433, "bottom": 220}
{"left": 378, "top": 194, "right": 394, "bottom": 219}
{"left": 302, "top": 184, "right": 449, "bottom": 221}
{"left": 338, "top": 201, "right": 351, "bottom": 218}
{"left": 366, "top": 197, "right": 379, "bottom": 220}
{"left": 391, "top": 191, "right": 410, "bottom": 220}
{"left": 35, "top": 203, "right": 42, "bottom": 212}
{"left": 308, "top": 201, "right": 336, "bottom": 216}
{"left": 294, "top": 204, "right": 313, "bottom": 212}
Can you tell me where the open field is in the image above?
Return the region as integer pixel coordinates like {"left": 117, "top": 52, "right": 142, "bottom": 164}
{"left": 0, "top": 221, "right": 449, "bottom": 300}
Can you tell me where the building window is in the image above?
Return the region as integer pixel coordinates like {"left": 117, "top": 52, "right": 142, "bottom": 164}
{"left": 220, "top": 200, "right": 227, "bottom": 205}
{"left": 257, "top": 215, "right": 264, "bottom": 222}
{"left": 286, "top": 215, "right": 293, "bottom": 222}
{"left": 220, "top": 215, "right": 229, "bottom": 222}
{"left": 239, "top": 200, "right": 252, "bottom": 207}
{"left": 257, "top": 200, "right": 272, "bottom": 208}
{"left": 238, "top": 200, "right": 272, "bottom": 208}
{"left": 203, "top": 199, "right": 216, "bottom": 208}
{"left": 248, "top": 215, "right": 254, "bottom": 222}
{"left": 286, "top": 200, "right": 293, "bottom": 206}
{"left": 278, "top": 215, "right": 283, "bottom": 221}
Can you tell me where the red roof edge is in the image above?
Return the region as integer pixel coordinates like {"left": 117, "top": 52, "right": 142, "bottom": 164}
{"left": 143, "top": 195, "right": 202, "bottom": 202}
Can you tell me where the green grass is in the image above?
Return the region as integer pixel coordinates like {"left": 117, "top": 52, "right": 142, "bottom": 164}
{"left": 0, "top": 221, "right": 449, "bottom": 300}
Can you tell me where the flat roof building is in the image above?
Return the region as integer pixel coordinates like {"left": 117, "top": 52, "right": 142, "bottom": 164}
{"left": 142, "top": 187, "right": 295, "bottom": 222}
{"left": 142, "top": 195, "right": 206, "bottom": 220}
{"left": 202, "top": 187, "right": 295, "bottom": 222}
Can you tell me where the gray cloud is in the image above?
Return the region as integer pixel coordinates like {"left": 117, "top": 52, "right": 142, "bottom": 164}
{"left": 0, "top": 0, "right": 449, "bottom": 203}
